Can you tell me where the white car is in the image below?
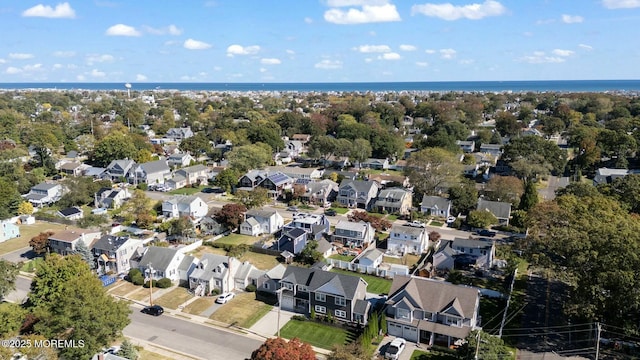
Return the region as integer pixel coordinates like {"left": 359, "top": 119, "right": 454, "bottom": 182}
{"left": 446, "top": 216, "right": 457, "bottom": 223}
{"left": 409, "top": 220, "right": 425, "bottom": 228}
{"left": 216, "top": 292, "right": 235, "bottom": 304}
{"left": 385, "top": 338, "right": 406, "bottom": 360}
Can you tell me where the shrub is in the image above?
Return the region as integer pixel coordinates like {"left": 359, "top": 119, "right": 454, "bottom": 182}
{"left": 245, "top": 284, "right": 257, "bottom": 292}
{"left": 156, "top": 278, "right": 172, "bottom": 288}
{"left": 143, "top": 280, "right": 158, "bottom": 288}
{"left": 137, "top": 183, "right": 148, "bottom": 191}
{"left": 131, "top": 273, "right": 144, "bottom": 286}
{"left": 210, "top": 288, "right": 221, "bottom": 296}
{"left": 291, "top": 315, "right": 308, "bottom": 322}
{"left": 128, "top": 268, "right": 142, "bottom": 280}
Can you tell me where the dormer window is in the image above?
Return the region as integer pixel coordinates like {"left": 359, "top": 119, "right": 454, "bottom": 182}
{"left": 396, "top": 308, "right": 410, "bottom": 320}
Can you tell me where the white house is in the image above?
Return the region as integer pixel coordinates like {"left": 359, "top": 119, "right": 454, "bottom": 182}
{"left": 95, "top": 187, "right": 131, "bottom": 209}
{"left": 358, "top": 248, "right": 384, "bottom": 268}
{"left": 240, "top": 209, "right": 284, "bottom": 236}
{"left": 167, "top": 153, "right": 195, "bottom": 168}
{"left": 420, "top": 195, "right": 452, "bottom": 218}
{"left": 387, "top": 224, "right": 430, "bottom": 255}
{"left": 332, "top": 220, "right": 376, "bottom": 248}
{"left": 0, "top": 220, "right": 20, "bottom": 243}
{"left": 92, "top": 235, "right": 143, "bottom": 275}
{"left": 137, "top": 246, "right": 186, "bottom": 283}
{"left": 189, "top": 254, "right": 242, "bottom": 295}
{"left": 130, "top": 159, "right": 171, "bottom": 185}
{"left": 48, "top": 229, "right": 101, "bottom": 256}
{"left": 162, "top": 195, "right": 208, "bottom": 220}
{"left": 23, "top": 182, "right": 64, "bottom": 206}
{"left": 175, "top": 164, "right": 209, "bottom": 186}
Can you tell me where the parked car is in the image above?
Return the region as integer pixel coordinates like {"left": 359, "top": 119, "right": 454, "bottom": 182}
{"left": 477, "top": 229, "right": 497, "bottom": 237}
{"left": 446, "top": 216, "right": 457, "bottom": 223}
{"left": 286, "top": 206, "right": 299, "bottom": 212}
{"left": 385, "top": 338, "right": 406, "bottom": 360}
{"left": 324, "top": 209, "right": 337, "bottom": 216}
{"left": 408, "top": 220, "right": 425, "bottom": 228}
{"left": 141, "top": 305, "right": 164, "bottom": 316}
{"left": 216, "top": 292, "right": 235, "bottom": 304}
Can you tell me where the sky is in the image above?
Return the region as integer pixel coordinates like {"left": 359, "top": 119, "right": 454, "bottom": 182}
{"left": 1, "top": 0, "right": 639, "bottom": 83}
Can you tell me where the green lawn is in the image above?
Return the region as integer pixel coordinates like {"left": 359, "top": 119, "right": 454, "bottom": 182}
{"left": 20, "top": 257, "right": 45, "bottom": 273}
{"left": 330, "top": 207, "right": 349, "bottom": 215}
{"left": 240, "top": 251, "right": 280, "bottom": 270}
{"left": 154, "top": 287, "right": 193, "bottom": 309}
{"left": 182, "top": 297, "right": 216, "bottom": 315}
{"left": 279, "top": 319, "right": 350, "bottom": 350}
{"left": 410, "top": 350, "right": 458, "bottom": 360}
{"left": 0, "top": 222, "right": 69, "bottom": 255}
{"left": 214, "top": 233, "right": 259, "bottom": 246}
{"left": 383, "top": 254, "right": 420, "bottom": 267}
{"left": 169, "top": 186, "right": 206, "bottom": 195}
{"left": 386, "top": 214, "right": 399, "bottom": 221}
{"left": 430, "top": 221, "right": 444, "bottom": 227}
{"left": 209, "top": 292, "right": 272, "bottom": 328}
{"left": 330, "top": 268, "right": 392, "bottom": 294}
{"left": 329, "top": 254, "right": 355, "bottom": 262}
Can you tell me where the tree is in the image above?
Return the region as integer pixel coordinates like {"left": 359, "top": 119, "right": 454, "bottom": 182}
{"left": 0, "top": 177, "right": 21, "bottom": 220}
{"left": 17, "top": 201, "right": 34, "bottom": 215}
{"left": 120, "top": 190, "right": 155, "bottom": 225}
{"left": 460, "top": 331, "right": 513, "bottom": 360}
{"left": 406, "top": 148, "right": 462, "bottom": 196}
{"left": 0, "top": 302, "right": 27, "bottom": 337}
{"left": 30, "top": 231, "right": 54, "bottom": 255}
{"left": 251, "top": 337, "right": 315, "bottom": 360}
{"left": 91, "top": 132, "right": 138, "bottom": 167}
{"left": 494, "top": 111, "right": 521, "bottom": 136}
{"left": 483, "top": 176, "right": 524, "bottom": 207}
{"left": 608, "top": 174, "right": 640, "bottom": 213}
{"left": 213, "top": 168, "right": 240, "bottom": 193}
{"left": 328, "top": 342, "right": 369, "bottom": 360}
{"left": 214, "top": 203, "right": 247, "bottom": 230}
{"left": 351, "top": 138, "right": 372, "bottom": 165}
{"left": 227, "top": 143, "right": 273, "bottom": 172}
{"left": 348, "top": 211, "right": 391, "bottom": 231}
{"left": 448, "top": 179, "right": 478, "bottom": 215}
{"left": 235, "top": 187, "right": 270, "bottom": 209}
{"left": 58, "top": 177, "right": 111, "bottom": 208}
{"left": 519, "top": 180, "right": 539, "bottom": 211}
{"left": 502, "top": 136, "right": 567, "bottom": 177}
{"left": 0, "top": 260, "right": 19, "bottom": 300}
{"left": 296, "top": 241, "right": 323, "bottom": 266}
{"left": 30, "top": 255, "right": 131, "bottom": 359}
{"left": 118, "top": 339, "right": 138, "bottom": 360}
{"left": 466, "top": 210, "right": 498, "bottom": 228}
{"left": 73, "top": 241, "right": 96, "bottom": 270}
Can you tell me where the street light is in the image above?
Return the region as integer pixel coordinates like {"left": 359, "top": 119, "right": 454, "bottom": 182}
{"left": 276, "top": 288, "right": 283, "bottom": 338}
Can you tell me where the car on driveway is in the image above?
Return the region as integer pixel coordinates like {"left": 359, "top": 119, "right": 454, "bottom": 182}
{"left": 324, "top": 209, "right": 337, "bottom": 216}
{"left": 408, "top": 220, "right": 425, "bottom": 228}
{"left": 141, "top": 305, "right": 164, "bottom": 316}
{"left": 216, "top": 292, "right": 235, "bottom": 304}
{"left": 286, "top": 206, "right": 299, "bottom": 212}
{"left": 384, "top": 338, "right": 406, "bottom": 360}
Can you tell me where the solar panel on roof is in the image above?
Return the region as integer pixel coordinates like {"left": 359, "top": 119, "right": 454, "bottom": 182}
{"left": 269, "top": 173, "right": 290, "bottom": 184}
{"left": 295, "top": 178, "right": 312, "bottom": 185}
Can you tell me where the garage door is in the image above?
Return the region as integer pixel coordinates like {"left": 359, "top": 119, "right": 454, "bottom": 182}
{"left": 281, "top": 296, "right": 294, "bottom": 311}
{"left": 402, "top": 326, "right": 418, "bottom": 342}
{"left": 388, "top": 323, "right": 403, "bottom": 338}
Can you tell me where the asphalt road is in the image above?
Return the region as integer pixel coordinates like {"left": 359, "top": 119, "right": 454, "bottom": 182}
{"left": 1, "top": 246, "right": 37, "bottom": 263}
{"left": 538, "top": 175, "right": 570, "bottom": 201}
{"left": 2, "top": 275, "right": 32, "bottom": 304}
{"left": 125, "top": 305, "right": 263, "bottom": 360}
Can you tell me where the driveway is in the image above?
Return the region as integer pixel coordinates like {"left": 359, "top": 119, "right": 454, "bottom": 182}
{"left": 249, "top": 307, "right": 295, "bottom": 338}
{"left": 1, "top": 246, "right": 37, "bottom": 263}
{"left": 538, "top": 176, "right": 569, "bottom": 201}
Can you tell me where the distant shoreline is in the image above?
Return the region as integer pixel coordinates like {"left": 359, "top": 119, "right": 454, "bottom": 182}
{"left": 1, "top": 80, "right": 639, "bottom": 93}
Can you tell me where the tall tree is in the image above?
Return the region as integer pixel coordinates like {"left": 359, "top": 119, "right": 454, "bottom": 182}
{"left": 213, "top": 168, "right": 240, "bottom": 193}
{"left": 406, "top": 148, "right": 462, "bottom": 196}
{"left": 227, "top": 143, "right": 273, "bottom": 172}
{"left": 118, "top": 339, "right": 138, "bottom": 360}
{"left": 234, "top": 187, "right": 269, "bottom": 209}
{"left": 120, "top": 190, "right": 155, "bottom": 225}
{"left": 0, "top": 177, "right": 21, "bottom": 220}
{"left": 214, "top": 203, "right": 247, "bottom": 230}
{"left": 91, "top": 132, "right": 138, "bottom": 167}
{"left": 30, "top": 231, "right": 54, "bottom": 255}
{"left": 73, "top": 241, "right": 96, "bottom": 270}
{"left": 502, "top": 136, "right": 567, "bottom": 177}
{"left": 250, "top": 337, "right": 315, "bottom": 360}
{"left": 483, "top": 175, "right": 524, "bottom": 207}
{"left": 519, "top": 180, "right": 539, "bottom": 211}
{"left": 0, "top": 260, "right": 19, "bottom": 300}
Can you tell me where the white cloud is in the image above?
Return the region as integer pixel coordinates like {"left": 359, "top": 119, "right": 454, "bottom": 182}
{"left": 167, "top": 25, "right": 182, "bottom": 35}
{"left": 579, "top": 44, "right": 594, "bottom": 50}
{"left": 9, "top": 53, "right": 34, "bottom": 60}
{"left": 459, "top": 59, "right": 474, "bottom": 64}
{"left": 226, "top": 44, "right": 260, "bottom": 56}
{"left": 416, "top": 61, "right": 429, "bottom": 67}
{"left": 184, "top": 39, "right": 212, "bottom": 50}
{"left": 86, "top": 54, "right": 114, "bottom": 64}
{"left": 518, "top": 51, "right": 566, "bottom": 64}
{"left": 259, "top": 68, "right": 267, "bottom": 73}
{"left": 286, "top": 49, "right": 295, "bottom": 55}
{"left": 304, "top": 17, "right": 313, "bottom": 24}
{"left": 0, "top": 59, "right": 5, "bottom": 64}
{"left": 261, "top": 58, "right": 282, "bottom": 65}
{"left": 315, "top": 59, "right": 343, "bottom": 69}
{"left": 76, "top": 74, "right": 85, "bottom": 81}
{"left": 24, "top": 64, "right": 43, "bottom": 71}
{"left": 91, "top": 69, "right": 106, "bottom": 77}
{"left": 136, "top": 74, "right": 147, "bottom": 81}
{"left": 411, "top": 0, "right": 506, "bottom": 20}
{"left": 440, "top": 48, "right": 457, "bottom": 59}
{"left": 22, "top": 2, "right": 76, "bottom": 18}
{"left": 324, "top": 4, "right": 401, "bottom": 24}
{"left": 6, "top": 67, "right": 22, "bottom": 74}
{"left": 53, "top": 50, "right": 75, "bottom": 58}
{"left": 53, "top": 64, "right": 63, "bottom": 69}
{"left": 326, "top": 0, "right": 390, "bottom": 6}
{"left": 353, "top": 44, "right": 391, "bottom": 53}
{"left": 106, "top": 24, "right": 141, "bottom": 37}
{"left": 425, "top": 49, "right": 436, "bottom": 54}
{"left": 365, "top": 58, "right": 374, "bottom": 62}
{"left": 552, "top": 49, "right": 574, "bottom": 57}
{"left": 379, "top": 52, "right": 401, "bottom": 60}
{"left": 399, "top": 44, "right": 417, "bottom": 51}
{"left": 213, "top": 66, "right": 222, "bottom": 71}
{"left": 562, "top": 14, "right": 584, "bottom": 23}
{"left": 602, "top": 0, "right": 640, "bottom": 9}
{"left": 143, "top": 24, "right": 183, "bottom": 35}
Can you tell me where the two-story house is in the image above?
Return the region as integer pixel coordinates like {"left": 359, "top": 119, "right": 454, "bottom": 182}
{"left": 167, "top": 153, "right": 195, "bottom": 168}
{"left": 477, "top": 198, "right": 511, "bottom": 225}
{"left": 23, "top": 182, "right": 64, "bottom": 207}
{"left": 285, "top": 212, "right": 330, "bottom": 240}
{"left": 189, "top": 254, "right": 242, "bottom": 295}
{"left": 385, "top": 275, "right": 481, "bottom": 347}
{"left": 336, "top": 180, "right": 380, "bottom": 210}
{"left": 136, "top": 246, "right": 186, "bottom": 282}
{"left": 332, "top": 220, "right": 375, "bottom": 248}
{"left": 162, "top": 195, "right": 208, "bottom": 220}
{"left": 0, "top": 220, "right": 20, "bottom": 243}
{"left": 240, "top": 209, "right": 284, "bottom": 236}
{"left": 103, "top": 159, "right": 136, "bottom": 182}
{"left": 280, "top": 266, "right": 370, "bottom": 325}
{"left": 360, "top": 158, "right": 390, "bottom": 170}
{"left": 300, "top": 179, "right": 339, "bottom": 207}
{"left": 95, "top": 187, "right": 131, "bottom": 209}
{"left": 92, "top": 235, "right": 143, "bottom": 275}
{"left": 237, "top": 169, "right": 269, "bottom": 191}
{"left": 48, "top": 229, "right": 101, "bottom": 256}
{"left": 130, "top": 159, "right": 171, "bottom": 185}
{"left": 272, "top": 228, "right": 308, "bottom": 255}
{"left": 387, "top": 224, "right": 430, "bottom": 255}
{"left": 456, "top": 140, "right": 476, "bottom": 153}
{"left": 421, "top": 195, "right": 453, "bottom": 218}
{"left": 451, "top": 238, "right": 495, "bottom": 270}
{"left": 166, "top": 127, "right": 194, "bottom": 141}
{"left": 258, "top": 172, "right": 294, "bottom": 199}
{"left": 374, "top": 188, "right": 413, "bottom": 215}
{"left": 175, "top": 164, "right": 209, "bottom": 186}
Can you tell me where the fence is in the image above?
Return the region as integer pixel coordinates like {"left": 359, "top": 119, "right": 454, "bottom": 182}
{"left": 326, "top": 258, "right": 409, "bottom": 279}
{"left": 100, "top": 275, "right": 117, "bottom": 287}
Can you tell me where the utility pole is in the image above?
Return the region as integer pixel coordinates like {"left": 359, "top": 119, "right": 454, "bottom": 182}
{"left": 499, "top": 268, "right": 517, "bottom": 338}
{"left": 595, "top": 322, "right": 601, "bottom": 360}
{"left": 148, "top": 263, "right": 154, "bottom": 306}
{"left": 474, "top": 331, "right": 481, "bottom": 360}
{"left": 277, "top": 288, "right": 282, "bottom": 338}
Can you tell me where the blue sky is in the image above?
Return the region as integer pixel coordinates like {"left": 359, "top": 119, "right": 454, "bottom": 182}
{"left": 1, "top": 0, "right": 639, "bottom": 82}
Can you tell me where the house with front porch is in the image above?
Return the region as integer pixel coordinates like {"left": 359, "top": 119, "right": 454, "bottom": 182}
{"left": 48, "top": 229, "right": 101, "bottom": 256}
{"left": 280, "top": 266, "right": 370, "bottom": 325}
{"left": 167, "top": 153, "right": 195, "bottom": 168}
{"left": 476, "top": 198, "right": 511, "bottom": 225}
{"left": 189, "top": 254, "right": 242, "bottom": 295}
{"left": 374, "top": 188, "right": 412, "bottom": 215}
{"left": 387, "top": 224, "right": 430, "bottom": 256}
{"left": 130, "top": 159, "right": 171, "bottom": 185}
{"left": 136, "top": 246, "right": 186, "bottom": 283}
{"left": 103, "top": 159, "right": 136, "bottom": 182}
{"left": 385, "top": 275, "right": 481, "bottom": 347}
{"left": 95, "top": 187, "right": 131, "bottom": 209}
{"left": 332, "top": 220, "right": 375, "bottom": 248}
{"left": 92, "top": 235, "right": 143, "bottom": 275}
{"left": 420, "top": 196, "right": 452, "bottom": 218}
{"left": 336, "top": 180, "right": 380, "bottom": 210}
{"left": 300, "top": 179, "right": 338, "bottom": 207}
{"left": 239, "top": 209, "right": 284, "bottom": 236}
{"left": 23, "top": 182, "right": 64, "bottom": 207}
{"left": 162, "top": 195, "right": 208, "bottom": 220}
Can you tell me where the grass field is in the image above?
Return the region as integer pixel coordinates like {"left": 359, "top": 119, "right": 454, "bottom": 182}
{"left": 128, "top": 288, "right": 153, "bottom": 302}
{"left": 383, "top": 254, "right": 420, "bottom": 267}
{"left": 20, "top": 257, "right": 45, "bottom": 272}
{"left": 0, "top": 222, "right": 68, "bottom": 255}
{"left": 109, "top": 281, "right": 142, "bottom": 297}
{"left": 189, "top": 245, "right": 227, "bottom": 258}
{"left": 329, "top": 254, "right": 356, "bottom": 262}
{"left": 240, "top": 251, "right": 280, "bottom": 270}
{"left": 182, "top": 297, "right": 216, "bottom": 315}
{"left": 154, "top": 287, "right": 193, "bottom": 309}
{"left": 279, "top": 319, "right": 351, "bottom": 350}
{"left": 410, "top": 349, "right": 459, "bottom": 360}
{"left": 214, "top": 233, "right": 259, "bottom": 246}
{"left": 330, "top": 207, "right": 349, "bottom": 215}
{"left": 209, "top": 292, "right": 272, "bottom": 328}
{"left": 430, "top": 221, "right": 444, "bottom": 227}
{"left": 330, "top": 268, "right": 392, "bottom": 294}
{"left": 169, "top": 186, "right": 206, "bottom": 195}
{"left": 138, "top": 349, "right": 177, "bottom": 360}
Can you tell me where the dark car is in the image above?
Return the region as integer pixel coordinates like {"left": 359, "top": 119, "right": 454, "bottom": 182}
{"left": 141, "top": 305, "right": 164, "bottom": 316}
{"left": 324, "top": 209, "right": 337, "bottom": 216}
{"left": 478, "top": 229, "right": 497, "bottom": 237}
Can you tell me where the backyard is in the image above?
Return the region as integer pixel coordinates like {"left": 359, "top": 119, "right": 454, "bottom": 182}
{"left": 209, "top": 292, "right": 272, "bottom": 328}
{"left": 168, "top": 186, "right": 206, "bottom": 195}
{"left": 214, "top": 233, "right": 260, "bottom": 246}
{"left": 279, "top": 318, "right": 353, "bottom": 350}
{"left": 191, "top": 245, "right": 280, "bottom": 271}
{"left": 330, "top": 268, "right": 392, "bottom": 294}
{"left": 0, "top": 221, "right": 69, "bottom": 255}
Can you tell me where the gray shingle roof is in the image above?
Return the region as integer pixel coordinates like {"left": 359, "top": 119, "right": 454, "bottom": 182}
{"left": 281, "top": 266, "right": 367, "bottom": 299}
{"left": 92, "top": 235, "right": 130, "bottom": 252}
{"left": 477, "top": 198, "right": 511, "bottom": 219}
{"left": 339, "top": 179, "right": 378, "bottom": 193}
{"left": 421, "top": 195, "right": 451, "bottom": 209}
{"left": 139, "top": 159, "right": 170, "bottom": 174}
{"left": 138, "top": 246, "right": 180, "bottom": 271}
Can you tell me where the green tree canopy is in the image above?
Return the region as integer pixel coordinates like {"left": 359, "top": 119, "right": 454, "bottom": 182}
{"left": 406, "top": 148, "right": 462, "bottom": 196}
{"left": 227, "top": 143, "right": 273, "bottom": 172}
{"left": 91, "top": 132, "right": 138, "bottom": 167}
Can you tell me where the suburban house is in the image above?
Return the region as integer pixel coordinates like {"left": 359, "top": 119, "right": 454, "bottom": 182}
{"left": 272, "top": 227, "right": 308, "bottom": 254}
{"left": 103, "top": 159, "right": 136, "bottom": 182}
{"left": 387, "top": 224, "right": 430, "bottom": 255}
{"left": 165, "top": 175, "right": 187, "bottom": 190}
{"left": 291, "top": 134, "right": 311, "bottom": 144}
{"left": 136, "top": 246, "right": 186, "bottom": 283}
{"left": 0, "top": 220, "right": 20, "bottom": 243}
{"left": 285, "top": 212, "right": 330, "bottom": 241}
{"left": 57, "top": 207, "right": 84, "bottom": 220}
{"left": 284, "top": 140, "right": 304, "bottom": 157}
{"left": 267, "top": 165, "right": 324, "bottom": 181}
{"left": 453, "top": 238, "right": 495, "bottom": 270}
{"left": 48, "top": 229, "right": 101, "bottom": 256}
{"left": 92, "top": 235, "right": 143, "bottom": 275}
{"left": 237, "top": 169, "right": 269, "bottom": 191}
{"left": 368, "top": 174, "right": 411, "bottom": 189}
{"left": 162, "top": 195, "right": 208, "bottom": 220}
{"left": 280, "top": 266, "right": 370, "bottom": 325}
{"left": 95, "top": 187, "right": 131, "bottom": 209}
{"left": 166, "top": 127, "right": 194, "bottom": 141}
{"left": 358, "top": 248, "right": 384, "bottom": 268}
{"left": 421, "top": 196, "right": 453, "bottom": 218}
{"left": 385, "top": 275, "right": 481, "bottom": 347}
{"left": 167, "top": 153, "right": 195, "bottom": 168}
{"left": 360, "top": 158, "right": 390, "bottom": 170}
{"left": 374, "top": 188, "right": 413, "bottom": 215}
{"left": 593, "top": 167, "right": 640, "bottom": 185}
{"left": 240, "top": 209, "right": 284, "bottom": 236}
{"left": 300, "top": 179, "right": 339, "bottom": 206}
{"left": 258, "top": 172, "right": 294, "bottom": 199}
{"left": 479, "top": 143, "right": 503, "bottom": 157}
{"left": 476, "top": 198, "right": 511, "bottom": 225}
{"left": 332, "top": 220, "right": 375, "bottom": 248}
{"left": 23, "top": 182, "right": 64, "bottom": 206}
{"left": 456, "top": 140, "right": 476, "bottom": 153}
{"left": 256, "top": 263, "right": 287, "bottom": 295}
{"left": 175, "top": 164, "right": 209, "bottom": 186}
{"left": 60, "top": 161, "right": 84, "bottom": 177}
{"left": 199, "top": 214, "right": 228, "bottom": 236}
{"left": 336, "top": 180, "right": 381, "bottom": 210}
{"left": 189, "top": 254, "right": 242, "bottom": 295}
{"left": 130, "top": 159, "right": 171, "bottom": 185}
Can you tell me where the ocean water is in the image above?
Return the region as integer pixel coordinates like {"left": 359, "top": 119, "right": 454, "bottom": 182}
{"left": 0, "top": 80, "right": 639, "bottom": 93}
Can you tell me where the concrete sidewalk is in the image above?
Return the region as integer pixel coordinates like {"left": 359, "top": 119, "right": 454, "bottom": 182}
{"left": 249, "top": 307, "right": 295, "bottom": 338}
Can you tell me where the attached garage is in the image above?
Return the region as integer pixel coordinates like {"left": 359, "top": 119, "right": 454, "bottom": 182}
{"left": 387, "top": 322, "right": 418, "bottom": 342}
{"left": 281, "top": 295, "right": 294, "bottom": 311}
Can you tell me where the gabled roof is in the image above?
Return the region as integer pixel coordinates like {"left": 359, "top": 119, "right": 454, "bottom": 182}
{"left": 92, "top": 235, "right": 131, "bottom": 252}
{"left": 245, "top": 217, "right": 260, "bottom": 227}
{"left": 138, "top": 159, "right": 170, "bottom": 175}
{"left": 178, "top": 164, "right": 208, "bottom": 174}
{"left": 360, "top": 248, "right": 383, "bottom": 262}
{"left": 106, "top": 159, "right": 135, "bottom": 172}
{"left": 32, "top": 182, "right": 60, "bottom": 191}
{"left": 281, "top": 266, "right": 367, "bottom": 299}
{"left": 377, "top": 187, "right": 409, "bottom": 200}
{"left": 190, "top": 254, "right": 237, "bottom": 281}
{"left": 421, "top": 195, "right": 451, "bottom": 209}
{"left": 477, "top": 198, "right": 511, "bottom": 219}
{"left": 246, "top": 208, "right": 279, "bottom": 219}
{"left": 452, "top": 238, "right": 493, "bottom": 250}
{"left": 335, "top": 220, "right": 371, "bottom": 233}
{"left": 339, "top": 179, "right": 378, "bottom": 193}
{"left": 138, "top": 246, "right": 181, "bottom": 271}
{"left": 48, "top": 229, "right": 86, "bottom": 242}
{"left": 261, "top": 172, "right": 293, "bottom": 186}
{"left": 389, "top": 224, "right": 426, "bottom": 237}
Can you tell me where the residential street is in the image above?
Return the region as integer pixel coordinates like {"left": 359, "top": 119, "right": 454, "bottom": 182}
{"left": 538, "top": 175, "right": 569, "bottom": 201}
{"left": 1, "top": 246, "right": 36, "bottom": 263}
{"left": 2, "top": 274, "right": 32, "bottom": 304}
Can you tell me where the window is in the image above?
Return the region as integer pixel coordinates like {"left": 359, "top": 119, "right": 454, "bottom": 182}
{"left": 446, "top": 316, "right": 462, "bottom": 327}
{"left": 396, "top": 308, "right": 410, "bottom": 320}
{"left": 335, "top": 297, "right": 346, "bottom": 306}
{"left": 423, "top": 312, "right": 433, "bottom": 321}
{"left": 315, "top": 293, "right": 326, "bottom": 302}
{"left": 335, "top": 309, "right": 347, "bottom": 318}
{"left": 298, "top": 285, "right": 308, "bottom": 292}
{"left": 315, "top": 305, "right": 326, "bottom": 314}
{"left": 282, "top": 283, "right": 293, "bottom": 290}
{"left": 264, "top": 283, "right": 270, "bottom": 290}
